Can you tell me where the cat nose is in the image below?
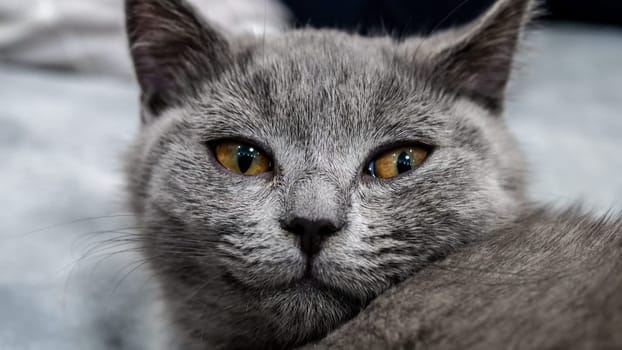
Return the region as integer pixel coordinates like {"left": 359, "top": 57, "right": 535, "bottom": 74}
{"left": 281, "top": 217, "right": 341, "bottom": 258}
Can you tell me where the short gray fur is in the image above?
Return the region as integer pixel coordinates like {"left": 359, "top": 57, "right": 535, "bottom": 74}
{"left": 304, "top": 206, "right": 622, "bottom": 349}
{"left": 123, "top": 0, "right": 622, "bottom": 349}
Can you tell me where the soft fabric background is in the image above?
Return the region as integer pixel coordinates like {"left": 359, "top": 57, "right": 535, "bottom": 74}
{"left": 0, "top": 0, "right": 290, "bottom": 77}
{"left": 0, "top": 2, "right": 621, "bottom": 349}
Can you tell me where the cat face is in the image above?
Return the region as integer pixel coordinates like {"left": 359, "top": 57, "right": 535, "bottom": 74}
{"left": 125, "top": 0, "right": 532, "bottom": 348}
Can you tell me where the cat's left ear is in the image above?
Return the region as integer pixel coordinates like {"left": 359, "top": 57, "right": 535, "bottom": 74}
{"left": 125, "top": 0, "right": 233, "bottom": 123}
{"left": 407, "top": 0, "right": 536, "bottom": 113}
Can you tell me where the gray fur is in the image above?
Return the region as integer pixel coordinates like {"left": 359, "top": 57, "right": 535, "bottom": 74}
{"left": 123, "top": 0, "right": 620, "bottom": 349}
{"left": 305, "top": 207, "right": 622, "bottom": 349}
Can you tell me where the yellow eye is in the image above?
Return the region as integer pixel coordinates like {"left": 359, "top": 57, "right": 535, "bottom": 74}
{"left": 214, "top": 142, "right": 273, "bottom": 176}
{"left": 367, "top": 146, "right": 428, "bottom": 179}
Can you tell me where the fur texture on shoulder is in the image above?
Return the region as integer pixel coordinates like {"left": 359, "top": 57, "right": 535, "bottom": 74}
{"left": 305, "top": 207, "right": 622, "bottom": 349}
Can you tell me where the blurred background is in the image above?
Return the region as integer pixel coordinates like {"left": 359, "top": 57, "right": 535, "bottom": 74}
{"left": 1, "top": 0, "right": 620, "bottom": 349}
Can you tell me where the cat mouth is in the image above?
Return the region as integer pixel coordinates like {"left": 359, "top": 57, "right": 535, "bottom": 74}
{"left": 297, "top": 268, "right": 324, "bottom": 288}
{"left": 220, "top": 257, "right": 367, "bottom": 303}
{"left": 290, "top": 274, "right": 364, "bottom": 305}
{"left": 290, "top": 265, "right": 366, "bottom": 302}
{"left": 223, "top": 265, "right": 356, "bottom": 301}
{"left": 302, "top": 258, "right": 315, "bottom": 279}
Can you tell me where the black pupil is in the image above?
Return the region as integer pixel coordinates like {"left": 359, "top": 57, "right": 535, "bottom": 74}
{"left": 396, "top": 151, "right": 413, "bottom": 174}
{"left": 236, "top": 145, "right": 256, "bottom": 173}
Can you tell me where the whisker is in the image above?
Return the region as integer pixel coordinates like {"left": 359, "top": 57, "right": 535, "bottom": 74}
{"left": 71, "top": 228, "right": 143, "bottom": 252}
{"left": 430, "top": 0, "right": 475, "bottom": 34}
{"left": 411, "top": 0, "right": 474, "bottom": 59}
{"left": 104, "top": 259, "right": 153, "bottom": 312}
{"left": 2, "top": 214, "right": 136, "bottom": 240}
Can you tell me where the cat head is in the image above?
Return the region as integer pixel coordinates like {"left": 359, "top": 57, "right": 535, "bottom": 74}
{"left": 125, "top": 0, "right": 532, "bottom": 348}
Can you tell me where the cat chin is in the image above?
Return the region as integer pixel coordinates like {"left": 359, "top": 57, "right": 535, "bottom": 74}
{"left": 185, "top": 276, "right": 364, "bottom": 350}
{"left": 261, "top": 281, "right": 365, "bottom": 346}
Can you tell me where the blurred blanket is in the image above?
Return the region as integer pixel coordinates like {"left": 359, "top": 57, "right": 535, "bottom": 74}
{"left": 0, "top": 0, "right": 289, "bottom": 77}
{"left": 0, "top": 25, "right": 621, "bottom": 350}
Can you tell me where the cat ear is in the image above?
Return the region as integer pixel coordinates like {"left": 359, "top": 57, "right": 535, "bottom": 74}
{"left": 410, "top": 0, "right": 535, "bottom": 113}
{"left": 125, "top": 0, "right": 233, "bottom": 122}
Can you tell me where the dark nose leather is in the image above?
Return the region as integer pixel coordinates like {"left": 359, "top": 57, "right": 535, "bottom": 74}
{"left": 281, "top": 217, "right": 341, "bottom": 258}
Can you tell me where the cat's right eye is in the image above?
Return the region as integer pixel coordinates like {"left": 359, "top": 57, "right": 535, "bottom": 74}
{"left": 366, "top": 146, "right": 428, "bottom": 179}
{"left": 213, "top": 142, "right": 273, "bottom": 176}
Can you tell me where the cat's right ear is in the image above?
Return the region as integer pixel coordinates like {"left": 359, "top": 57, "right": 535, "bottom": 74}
{"left": 404, "top": 0, "right": 535, "bottom": 114}
{"left": 125, "top": 0, "right": 232, "bottom": 123}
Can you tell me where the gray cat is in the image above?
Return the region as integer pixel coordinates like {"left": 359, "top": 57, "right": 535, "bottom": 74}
{"left": 123, "top": 0, "right": 622, "bottom": 349}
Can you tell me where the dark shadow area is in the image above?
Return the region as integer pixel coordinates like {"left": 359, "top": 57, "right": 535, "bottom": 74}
{"left": 280, "top": 0, "right": 622, "bottom": 36}
{"left": 546, "top": 0, "right": 622, "bottom": 27}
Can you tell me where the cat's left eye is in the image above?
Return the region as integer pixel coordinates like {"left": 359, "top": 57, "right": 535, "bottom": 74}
{"left": 213, "top": 141, "right": 273, "bottom": 176}
{"left": 366, "top": 146, "right": 428, "bottom": 179}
